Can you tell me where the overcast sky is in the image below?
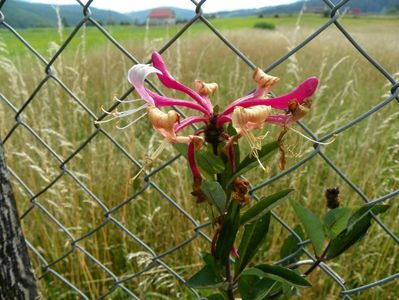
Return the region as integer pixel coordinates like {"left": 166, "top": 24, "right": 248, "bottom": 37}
{"left": 27, "top": 0, "right": 298, "bottom": 13}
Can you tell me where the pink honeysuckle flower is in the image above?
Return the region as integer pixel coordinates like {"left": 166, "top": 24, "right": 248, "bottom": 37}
{"left": 128, "top": 65, "right": 211, "bottom": 116}
{"left": 151, "top": 52, "right": 214, "bottom": 114}
{"left": 220, "top": 76, "right": 318, "bottom": 116}
{"left": 98, "top": 51, "right": 320, "bottom": 181}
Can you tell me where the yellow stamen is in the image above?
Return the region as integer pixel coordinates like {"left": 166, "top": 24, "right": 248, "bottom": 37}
{"left": 116, "top": 112, "right": 147, "bottom": 129}
{"left": 287, "top": 127, "right": 337, "bottom": 145}
{"left": 232, "top": 106, "right": 273, "bottom": 171}
{"left": 95, "top": 104, "right": 147, "bottom": 124}
{"left": 130, "top": 139, "right": 169, "bottom": 183}
{"left": 241, "top": 129, "right": 270, "bottom": 171}
{"left": 101, "top": 105, "right": 113, "bottom": 115}
{"left": 114, "top": 96, "right": 145, "bottom": 103}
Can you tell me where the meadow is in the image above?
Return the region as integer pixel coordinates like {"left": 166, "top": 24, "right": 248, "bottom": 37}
{"left": 0, "top": 14, "right": 399, "bottom": 299}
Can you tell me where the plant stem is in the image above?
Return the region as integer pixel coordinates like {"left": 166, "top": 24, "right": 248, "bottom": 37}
{"left": 270, "top": 242, "right": 331, "bottom": 299}
{"left": 214, "top": 138, "right": 235, "bottom": 299}
{"left": 226, "top": 258, "right": 234, "bottom": 300}
{"left": 303, "top": 258, "right": 322, "bottom": 276}
{"left": 303, "top": 242, "right": 331, "bottom": 275}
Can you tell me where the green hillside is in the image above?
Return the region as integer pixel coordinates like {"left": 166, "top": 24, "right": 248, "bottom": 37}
{"left": 2, "top": 0, "right": 399, "bottom": 29}
{"left": 219, "top": 0, "right": 399, "bottom": 17}
{"left": 1, "top": 0, "right": 133, "bottom": 28}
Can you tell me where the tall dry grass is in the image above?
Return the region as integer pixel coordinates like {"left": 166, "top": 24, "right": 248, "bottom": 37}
{"left": 0, "top": 17, "right": 398, "bottom": 299}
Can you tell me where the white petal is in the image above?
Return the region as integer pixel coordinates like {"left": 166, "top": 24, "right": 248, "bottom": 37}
{"left": 127, "top": 64, "right": 162, "bottom": 105}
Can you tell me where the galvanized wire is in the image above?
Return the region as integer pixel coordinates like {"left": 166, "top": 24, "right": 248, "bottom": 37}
{"left": 0, "top": 0, "right": 398, "bottom": 298}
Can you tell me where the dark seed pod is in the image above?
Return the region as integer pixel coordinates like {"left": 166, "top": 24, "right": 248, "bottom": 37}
{"left": 325, "top": 187, "right": 340, "bottom": 209}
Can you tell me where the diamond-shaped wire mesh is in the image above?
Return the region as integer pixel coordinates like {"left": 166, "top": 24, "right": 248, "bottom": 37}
{"left": 1, "top": 0, "right": 398, "bottom": 298}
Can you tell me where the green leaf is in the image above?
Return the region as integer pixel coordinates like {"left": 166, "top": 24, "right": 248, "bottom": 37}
{"left": 174, "top": 144, "right": 189, "bottom": 157}
{"left": 186, "top": 252, "right": 226, "bottom": 289}
{"left": 201, "top": 251, "right": 222, "bottom": 273}
{"left": 235, "top": 213, "right": 271, "bottom": 276}
{"left": 215, "top": 202, "right": 241, "bottom": 263}
{"left": 240, "top": 189, "right": 293, "bottom": 225}
{"left": 196, "top": 148, "right": 225, "bottom": 176}
{"left": 186, "top": 265, "right": 227, "bottom": 289}
{"left": 280, "top": 225, "right": 305, "bottom": 264}
{"left": 206, "top": 293, "right": 226, "bottom": 300}
{"left": 291, "top": 201, "right": 325, "bottom": 257}
{"left": 238, "top": 274, "right": 279, "bottom": 300}
{"left": 324, "top": 207, "right": 351, "bottom": 239}
{"left": 327, "top": 205, "right": 389, "bottom": 259}
{"left": 226, "top": 123, "right": 240, "bottom": 163}
{"left": 282, "top": 282, "right": 296, "bottom": 299}
{"left": 174, "top": 144, "right": 224, "bottom": 178}
{"left": 347, "top": 205, "right": 389, "bottom": 231}
{"left": 229, "top": 141, "right": 279, "bottom": 183}
{"left": 144, "top": 292, "right": 172, "bottom": 299}
{"left": 201, "top": 180, "right": 227, "bottom": 213}
{"left": 243, "top": 264, "right": 311, "bottom": 288}
{"left": 226, "top": 122, "right": 238, "bottom": 136}
{"left": 220, "top": 144, "right": 240, "bottom": 190}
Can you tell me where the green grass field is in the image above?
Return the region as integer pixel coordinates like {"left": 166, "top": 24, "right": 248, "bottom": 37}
{"left": 2, "top": 15, "right": 399, "bottom": 57}
{"left": 1, "top": 14, "right": 399, "bottom": 299}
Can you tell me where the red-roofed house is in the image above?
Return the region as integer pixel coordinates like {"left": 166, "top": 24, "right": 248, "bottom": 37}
{"left": 148, "top": 9, "right": 176, "bottom": 26}
{"left": 348, "top": 7, "right": 362, "bottom": 16}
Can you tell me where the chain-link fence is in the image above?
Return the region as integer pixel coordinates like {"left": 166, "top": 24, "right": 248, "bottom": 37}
{"left": 1, "top": 0, "right": 398, "bottom": 298}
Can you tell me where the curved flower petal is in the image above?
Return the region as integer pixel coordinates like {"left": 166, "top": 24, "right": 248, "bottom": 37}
{"left": 215, "top": 115, "right": 232, "bottom": 127}
{"left": 146, "top": 90, "right": 211, "bottom": 115}
{"left": 152, "top": 52, "right": 212, "bottom": 112}
{"left": 261, "top": 77, "right": 318, "bottom": 109}
{"left": 221, "top": 77, "right": 319, "bottom": 116}
{"left": 265, "top": 114, "right": 291, "bottom": 126}
{"left": 127, "top": 64, "right": 161, "bottom": 106}
{"left": 127, "top": 63, "right": 211, "bottom": 115}
{"left": 188, "top": 141, "right": 201, "bottom": 178}
{"left": 174, "top": 116, "right": 208, "bottom": 133}
{"left": 222, "top": 68, "right": 279, "bottom": 115}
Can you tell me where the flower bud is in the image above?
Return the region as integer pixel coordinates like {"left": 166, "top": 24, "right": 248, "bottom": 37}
{"left": 252, "top": 67, "right": 280, "bottom": 90}
{"left": 147, "top": 106, "right": 180, "bottom": 141}
{"left": 194, "top": 80, "right": 218, "bottom": 95}
{"left": 232, "top": 105, "right": 271, "bottom": 132}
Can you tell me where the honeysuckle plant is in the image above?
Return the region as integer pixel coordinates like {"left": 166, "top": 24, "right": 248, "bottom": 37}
{"left": 97, "top": 52, "right": 389, "bottom": 300}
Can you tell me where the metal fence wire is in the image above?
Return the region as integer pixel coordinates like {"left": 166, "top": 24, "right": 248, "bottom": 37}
{"left": 1, "top": 0, "right": 399, "bottom": 298}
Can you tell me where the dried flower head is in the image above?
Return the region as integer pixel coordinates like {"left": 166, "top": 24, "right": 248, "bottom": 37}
{"left": 232, "top": 178, "right": 251, "bottom": 207}
{"left": 325, "top": 187, "right": 340, "bottom": 209}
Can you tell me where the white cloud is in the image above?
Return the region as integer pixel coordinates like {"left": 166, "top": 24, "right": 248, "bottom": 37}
{"left": 27, "top": 0, "right": 297, "bottom": 13}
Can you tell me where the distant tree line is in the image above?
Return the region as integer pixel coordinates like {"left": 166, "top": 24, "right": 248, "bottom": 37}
{"left": 61, "top": 18, "right": 134, "bottom": 27}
